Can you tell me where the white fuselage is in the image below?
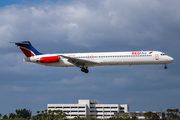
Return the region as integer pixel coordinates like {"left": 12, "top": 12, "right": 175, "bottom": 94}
{"left": 24, "top": 51, "right": 174, "bottom": 68}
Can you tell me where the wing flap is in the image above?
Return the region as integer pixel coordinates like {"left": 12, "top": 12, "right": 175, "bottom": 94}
{"left": 59, "top": 55, "right": 100, "bottom": 67}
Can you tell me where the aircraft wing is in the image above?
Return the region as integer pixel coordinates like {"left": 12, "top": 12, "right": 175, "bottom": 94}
{"left": 59, "top": 55, "right": 100, "bottom": 67}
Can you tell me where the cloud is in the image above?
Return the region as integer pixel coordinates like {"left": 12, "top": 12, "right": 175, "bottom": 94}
{"left": 0, "top": 0, "right": 179, "bottom": 50}
{"left": 113, "top": 77, "right": 131, "bottom": 87}
{"left": 35, "top": 95, "right": 50, "bottom": 102}
{"left": 59, "top": 76, "right": 86, "bottom": 84}
{"left": 0, "top": 0, "right": 180, "bottom": 115}
{"left": 0, "top": 85, "right": 27, "bottom": 92}
{"left": 12, "top": 85, "right": 27, "bottom": 92}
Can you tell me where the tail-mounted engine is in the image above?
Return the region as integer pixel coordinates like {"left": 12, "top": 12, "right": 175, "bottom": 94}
{"left": 23, "top": 56, "right": 60, "bottom": 63}
{"left": 39, "top": 56, "right": 59, "bottom": 63}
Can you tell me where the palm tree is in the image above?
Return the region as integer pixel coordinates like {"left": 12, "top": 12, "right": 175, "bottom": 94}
{"left": 166, "top": 109, "right": 171, "bottom": 117}
{"left": 174, "top": 109, "right": 179, "bottom": 119}
{"left": 174, "top": 109, "right": 179, "bottom": 115}
{"left": 36, "top": 111, "right": 40, "bottom": 119}
{"left": 41, "top": 110, "right": 44, "bottom": 114}
{"left": 44, "top": 109, "right": 48, "bottom": 120}
{"left": 45, "top": 109, "right": 47, "bottom": 114}
{"left": 48, "top": 110, "right": 52, "bottom": 120}
{"left": 41, "top": 111, "right": 44, "bottom": 120}
{"left": 36, "top": 111, "right": 40, "bottom": 115}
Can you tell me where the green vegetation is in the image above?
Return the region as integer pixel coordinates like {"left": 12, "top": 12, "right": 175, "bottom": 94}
{"left": 144, "top": 111, "right": 160, "bottom": 120}
{"left": 166, "top": 109, "right": 180, "bottom": 120}
{"left": 0, "top": 108, "right": 32, "bottom": 120}
{"left": 73, "top": 115, "right": 99, "bottom": 120}
{"left": 31, "top": 110, "right": 67, "bottom": 120}
{"left": 0, "top": 108, "right": 180, "bottom": 120}
{"left": 108, "top": 115, "right": 138, "bottom": 120}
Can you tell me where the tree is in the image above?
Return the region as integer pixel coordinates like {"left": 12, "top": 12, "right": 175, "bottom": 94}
{"left": 3, "top": 114, "right": 8, "bottom": 119}
{"left": 121, "top": 115, "right": 131, "bottom": 120}
{"left": 151, "top": 113, "right": 160, "bottom": 120}
{"left": 36, "top": 111, "right": 40, "bottom": 115}
{"left": 131, "top": 116, "right": 138, "bottom": 120}
{"left": 36, "top": 111, "right": 40, "bottom": 119}
{"left": 31, "top": 115, "right": 38, "bottom": 120}
{"left": 174, "top": 109, "right": 179, "bottom": 119}
{"left": 9, "top": 112, "right": 17, "bottom": 119}
{"left": 40, "top": 110, "right": 45, "bottom": 120}
{"left": 17, "top": 113, "right": 22, "bottom": 118}
{"left": 166, "top": 108, "right": 180, "bottom": 120}
{"left": 73, "top": 116, "right": 84, "bottom": 120}
{"left": 144, "top": 111, "right": 160, "bottom": 120}
{"left": 108, "top": 116, "right": 124, "bottom": 120}
{"left": 0, "top": 113, "right": 2, "bottom": 119}
{"left": 48, "top": 110, "right": 52, "bottom": 120}
{"left": 15, "top": 108, "right": 32, "bottom": 119}
{"left": 166, "top": 109, "right": 171, "bottom": 117}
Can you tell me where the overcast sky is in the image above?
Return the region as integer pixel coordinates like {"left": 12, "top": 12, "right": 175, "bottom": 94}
{"left": 0, "top": 0, "right": 180, "bottom": 116}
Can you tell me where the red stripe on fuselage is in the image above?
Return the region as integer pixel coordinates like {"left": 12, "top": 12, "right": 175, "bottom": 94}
{"left": 40, "top": 56, "right": 59, "bottom": 63}
{"left": 20, "top": 47, "right": 35, "bottom": 57}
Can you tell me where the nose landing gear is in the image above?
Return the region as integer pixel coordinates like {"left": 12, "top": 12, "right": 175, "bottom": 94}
{"left": 81, "top": 67, "right": 89, "bottom": 73}
{"left": 164, "top": 65, "right": 167, "bottom": 69}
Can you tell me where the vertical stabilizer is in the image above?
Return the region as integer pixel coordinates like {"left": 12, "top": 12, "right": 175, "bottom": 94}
{"left": 14, "top": 41, "right": 43, "bottom": 57}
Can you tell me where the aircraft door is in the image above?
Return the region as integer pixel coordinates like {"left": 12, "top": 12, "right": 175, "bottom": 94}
{"left": 155, "top": 54, "right": 159, "bottom": 60}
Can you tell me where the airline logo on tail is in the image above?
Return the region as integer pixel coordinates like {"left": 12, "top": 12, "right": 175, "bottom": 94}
{"left": 14, "top": 41, "right": 43, "bottom": 57}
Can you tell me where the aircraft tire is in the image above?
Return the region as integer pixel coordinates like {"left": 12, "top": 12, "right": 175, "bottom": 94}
{"left": 81, "top": 67, "right": 85, "bottom": 72}
{"left": 85, "top": 69, "right": 89, "bottom": 73}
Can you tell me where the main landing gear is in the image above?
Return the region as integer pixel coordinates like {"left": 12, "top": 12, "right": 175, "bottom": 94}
{"left": 81, "top": 67, "right": 89, "bottom": 73}
{"left": 164, "top": 65, "right": 167, "bottom": 69}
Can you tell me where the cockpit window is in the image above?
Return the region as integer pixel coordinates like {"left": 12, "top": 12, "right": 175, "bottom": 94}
{"left": 161, "top": 53, "right": 166, "bottom": 56}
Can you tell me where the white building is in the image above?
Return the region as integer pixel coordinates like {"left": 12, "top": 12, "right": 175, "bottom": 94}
{"left": 47, "top": 100, "right": 129, "bottom": 119}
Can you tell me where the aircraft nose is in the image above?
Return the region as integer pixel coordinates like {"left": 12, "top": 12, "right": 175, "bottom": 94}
{"left": 168, "top": 57, "right": 174, "bottom": 63}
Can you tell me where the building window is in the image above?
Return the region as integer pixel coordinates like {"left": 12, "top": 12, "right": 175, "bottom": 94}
{"left": 96, "top": 107, "right": 102, "bottom": 108}
{"left": 90, "top": 111, "right": 96, "bottom": 112}
{"left": 56, "top": 107, "right": 62, "bottom": 108}
{"left": 48, "top": 107, "right": 55, "bottom": 108}
{"left": 71, "top": 111, "right": 78, "bottom": 112}
{"left": 104, "top": 107, "right": 110, "bottom": 108}
{"left": 79, "top": 111, "right": 85, "bottom": 112}
{"left": 120, "top": 107, "right": 124, "bottom": 110}
{"left": 111, "top": 111, "right": 117, "bottom": 112}
{"left": 63, "top": 107, "right": 70, "bottom": 108}
{"left": 63, "top": 111, "right": 70, "bottom": 112}
{"left": 111, "top": 107, "right": 117, "bottom": 109}
{"left": 90, "top": 103, "right": 95, "bottom": 105}
{"left": 79, "top": 107, "right": 85, "bottom": 108}
{"left": 71, "top": 107, "right": 78, "bottom": 108}
{"left": 96, "top": 111, "right": 102, "bottom": 112}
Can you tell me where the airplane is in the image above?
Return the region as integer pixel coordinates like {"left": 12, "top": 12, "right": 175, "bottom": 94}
{"left": 11, "top": 41, "right": 174, "bottom": 73}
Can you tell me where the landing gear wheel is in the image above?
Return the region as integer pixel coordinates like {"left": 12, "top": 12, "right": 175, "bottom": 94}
{"left": 81, "top": 67, "right": 85, "bottom": 72}
{"left": 84, "top": 69, "right": 89, "bottom": 73}
{"left": 164, "top": 65, "right": 167, "bottom": 69}
{"left": 81, "top": 67, "right": 89, "bottom": 73}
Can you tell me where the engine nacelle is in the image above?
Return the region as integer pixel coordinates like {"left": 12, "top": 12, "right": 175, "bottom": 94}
{"left": 40, "top": 56, "right": 59, "bottom": 63}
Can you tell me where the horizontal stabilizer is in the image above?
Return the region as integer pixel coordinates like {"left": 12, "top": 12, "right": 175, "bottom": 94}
{"left": 10, "top": 41, "right": 43, "bottom": 57}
